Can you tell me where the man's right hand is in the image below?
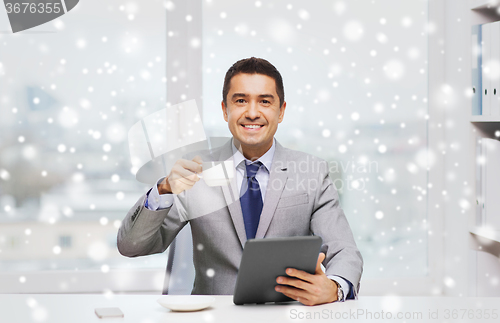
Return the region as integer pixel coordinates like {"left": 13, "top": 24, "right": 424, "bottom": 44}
{"left": 158, "top": 156, "right": 203, "bottom": 195}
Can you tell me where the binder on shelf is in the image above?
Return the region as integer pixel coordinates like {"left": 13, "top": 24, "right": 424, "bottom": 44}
{"left": 482, "top": 138, "right": 500, "bottom": 230}
{"left": 482, "top": 23, "right": 491, "bottom": 116}
{"left": 491, "top": 22, "right": 500, "bottom": 116}
{"left": 472, "top": 24, "right": 482, "bottom": 115}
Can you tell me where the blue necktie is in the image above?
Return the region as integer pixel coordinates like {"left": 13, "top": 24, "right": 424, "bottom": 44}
{"left": 240, "top": 162, "right": 263, "bottom": 240}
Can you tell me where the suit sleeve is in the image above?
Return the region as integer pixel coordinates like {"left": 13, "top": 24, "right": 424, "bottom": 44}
{"left": 310, "top": 159, "right": 363, "bottom": 295}
{"left": 117, "top": 192, "right": 187, "bottom": 257}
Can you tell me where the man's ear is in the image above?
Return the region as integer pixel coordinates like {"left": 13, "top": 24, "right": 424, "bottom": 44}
{"left": 278, "top": 101, "right": 286, "bottom": 123}
{"left": 222, "top": 101, "right": 228, "bottom": 122}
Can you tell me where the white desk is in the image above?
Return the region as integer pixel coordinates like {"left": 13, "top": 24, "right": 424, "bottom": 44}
{"left": 1, "top": 294, "right": 499, "bottom": 323}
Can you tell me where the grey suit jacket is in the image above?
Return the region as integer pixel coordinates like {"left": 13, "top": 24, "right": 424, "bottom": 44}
{"left": 117, "top": 140, "right": 363, "bottom": 295}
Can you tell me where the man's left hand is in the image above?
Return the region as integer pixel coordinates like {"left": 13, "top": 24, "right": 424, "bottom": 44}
{"left": 275, "top": 253, "right": 338, "bottom": 306}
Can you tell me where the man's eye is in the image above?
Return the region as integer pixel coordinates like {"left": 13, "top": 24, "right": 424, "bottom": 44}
{"left": 236, "top": 99, "right": 245, "bottom": 103}
{"left": 262, "top": 100, "right": 270, "bottom": 104}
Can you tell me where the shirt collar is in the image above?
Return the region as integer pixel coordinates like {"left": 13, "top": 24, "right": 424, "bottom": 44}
{"left": 231, "top": 138, "right": 275, "bottom": 172}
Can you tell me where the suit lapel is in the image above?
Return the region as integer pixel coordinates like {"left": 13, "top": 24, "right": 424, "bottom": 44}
{"left": 255, "top": 142, "right": 288, "bottom": 239}
{"left": 218, "top": 140, "right": 247, "bottom": 248}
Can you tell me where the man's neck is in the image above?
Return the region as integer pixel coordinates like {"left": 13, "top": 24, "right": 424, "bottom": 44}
{"left": 233, "top": 139, "right": 273, "bottom": 161}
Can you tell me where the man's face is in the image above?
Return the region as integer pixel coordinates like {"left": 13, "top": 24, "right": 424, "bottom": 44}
{"left": 222, "top": 73, "right": 286, "bottom": 159}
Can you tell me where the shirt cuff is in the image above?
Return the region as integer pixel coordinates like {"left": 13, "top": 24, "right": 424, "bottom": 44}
{"left": 145, "top": 177, "right": 174, "bottom": 210}
{"left": 327, "top": 275, "right": 350, "bottom": 302}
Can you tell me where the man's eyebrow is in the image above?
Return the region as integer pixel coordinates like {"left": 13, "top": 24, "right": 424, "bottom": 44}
{"left": 231, "top": 93, "right": 248, "bottom": 99}
{"left": 231, "top": 93, "right": 275, "bottom": 100}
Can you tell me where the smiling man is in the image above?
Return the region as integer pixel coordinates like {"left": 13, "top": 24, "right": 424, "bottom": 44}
{"left": 223, "top": 72, "right": 284, "bottom": 160}
{"left": 118, "top": 57, "right": 363, "bottom": 305}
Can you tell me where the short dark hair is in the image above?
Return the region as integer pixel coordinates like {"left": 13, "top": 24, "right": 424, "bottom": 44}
{"left": 222, "top": 57, "right": 285, "bottom": 108}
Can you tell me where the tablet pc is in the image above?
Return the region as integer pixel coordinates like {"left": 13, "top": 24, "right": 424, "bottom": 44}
{"left": 233, "top": 236, "right": 322, "bottom": 305}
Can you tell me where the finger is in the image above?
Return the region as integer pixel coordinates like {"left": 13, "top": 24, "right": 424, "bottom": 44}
{"left": 178, "top": 159, "right": 203, "bottom": 174}
{"left": 192, "top": 155, "right": 203, "bottom": 165}
{"left": 172, "top": 175, "right": 196, "bottom": 187}
{"left": 275, "top": 287, "right": 298, "bottom": 302}
{"left": 169, "top": 172, "right": 197, "bottom": 193}
{"left": 172, "top": 164, "right": 200, "bottom": 183}
{"left": 285, "top": 268, "right": 314, "bottom": 284}
{"left": 275, "top": 287, "right": 298, "bottom": 301}
{"left": 276, "top": 276, "right": 311, "bottom": 291}
{"left": 315, "top": 253, "right": 326, "bottom": 274}
{"left": 192, "top": 156, "right": 204, "bottom": 178}
{"left": 172, "top": 171, "right": 198, "bottom": 185}
{"left": 169, "top": 179, "right": 196, "bottom": 194}
{"left": 275, "top": 285, "right": 310, "bottom": 302}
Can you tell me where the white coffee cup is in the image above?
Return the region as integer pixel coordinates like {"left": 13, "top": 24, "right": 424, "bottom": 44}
{"left": 201, "top": 161, "right": 234, "bottom": 187}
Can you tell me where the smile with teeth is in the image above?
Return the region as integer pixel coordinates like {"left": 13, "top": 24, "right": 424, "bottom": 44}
{"left": 242, "top": 125, "right": 263, "bottom": 129}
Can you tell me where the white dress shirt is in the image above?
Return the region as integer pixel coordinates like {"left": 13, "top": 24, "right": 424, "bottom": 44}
{"left": 232, "top": 139, "right": 275, "bottom": 200}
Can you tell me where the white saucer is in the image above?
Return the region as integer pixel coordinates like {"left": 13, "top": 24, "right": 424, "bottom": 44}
{"left": 157, "top": 295, "right": 216, "bottom": 312}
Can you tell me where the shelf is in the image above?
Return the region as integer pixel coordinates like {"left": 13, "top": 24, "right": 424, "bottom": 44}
{"left": 470, "top": 226, "right": 500, "bottom": 243}
{"left": 470, "top": 227, "right": 500, "bottom": 257}
{"left": 470, "top": 0, "right": 500, "bottom": 24}
{"left": 470, "top": 0, "right": 500, "bottom": 10}
{"left": 470, "top": 115, "right": 500, "bottom": 122}
{"left": 471, "top": 118, "right": 500, "bottom": 137}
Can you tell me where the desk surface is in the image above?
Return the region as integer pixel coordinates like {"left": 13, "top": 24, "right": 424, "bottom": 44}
{"left": 1, "top": 294, "right": 499, "bottom": 323}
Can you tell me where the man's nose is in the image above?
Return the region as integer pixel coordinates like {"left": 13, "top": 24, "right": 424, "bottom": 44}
{"left": 245, "top": 102, "right": 260, "bottom": 120}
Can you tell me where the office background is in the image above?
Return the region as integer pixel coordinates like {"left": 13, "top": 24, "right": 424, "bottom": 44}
{"left": 0, "top": 0, "right": 498, "bottom": 297}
